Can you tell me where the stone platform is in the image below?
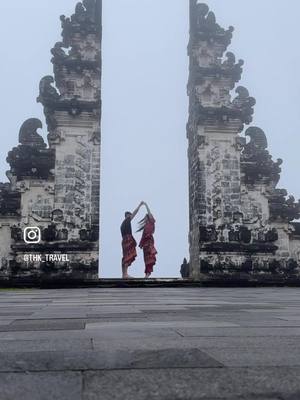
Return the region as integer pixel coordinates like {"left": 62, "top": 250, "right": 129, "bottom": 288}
{"left": 0, "top": 287, "right": 300, "bottom": 399}
{"left": 2, "top": 277, "right": 300, "bottom": 289}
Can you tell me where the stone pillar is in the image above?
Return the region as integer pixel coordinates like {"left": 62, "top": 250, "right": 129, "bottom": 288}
{"left": 187, "top": 2, "right": 300, "bottom": 279}
{"left": 188, "top": 2, "right": 254, "bottom": 277}
{"left": 37, "top": 0, "right": 102, "bottom": 278}
{"left": 0, "top": 1, "right": 102, "bottom": 282}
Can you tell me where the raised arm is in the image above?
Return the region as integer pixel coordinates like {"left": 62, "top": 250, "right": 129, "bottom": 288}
{"left": 143, "top": 202, "right": 153, "bottom": 218}
{"left": 130, "top": 202, "right": 143, "bottom": 220}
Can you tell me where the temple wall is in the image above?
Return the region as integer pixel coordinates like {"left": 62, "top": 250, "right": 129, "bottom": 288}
{"left": 52, "top": 125, "right": 95, "bottom": 230}
{"left": 203, "top": 130, "right": 241, "bottom": 226}
{"left": 240, "top": 185, "right": 269, "bottom": 225}
{"left": 274, "top": 224, "right": 292, "bottom": 258}
{"left": 187, "top": 1, "right": 300, "bottom": 279}
{"left": 0, "top": 0, "right": 102, "bottom": 282}
{"left": 19, "top": 181, "right": 54, "bottom": 224}
{"left": 0, "top": 220, "right": 17, "bottom": 270}
{"left": 290, "top": 237, "right": 300, "bottom": 261}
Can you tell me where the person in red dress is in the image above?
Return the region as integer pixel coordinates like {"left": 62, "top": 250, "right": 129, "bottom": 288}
{"left": 138, "top": 202, "right": 157, "bottom": 279}
{"left": 120, "top": 202, "right": 143, "bottom": 279}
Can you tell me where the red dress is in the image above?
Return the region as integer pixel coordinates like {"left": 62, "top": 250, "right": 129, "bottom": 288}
{"left": 121, "top": 218, "right": 137, "bottom": 267}
{"left": 139, "top": 216, "right": 157, "bottom": 275}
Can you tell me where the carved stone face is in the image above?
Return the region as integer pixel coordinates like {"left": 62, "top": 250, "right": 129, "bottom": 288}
{"left": 75, "top": 207, "right": 82, "bottom": 217}
{"left": 52, "top": 209, "right": 64, "bottom": 222}
{"left": 233, "top": 212, "right": 243, "bottom": 223}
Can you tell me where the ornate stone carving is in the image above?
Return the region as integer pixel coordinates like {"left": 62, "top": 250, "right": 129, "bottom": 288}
{"left": 223, "top": 52, "right": 240, "bottom": 68}
{"left": 199, "top": 223, "right": 278, "bottom": 246}
{"left": 42, "top": 224, "right": 69, "bottom": 242}
{"left": 180, "top": 258, "right": 190, "bottom": 278}
{"left": 269, "top": 190, "right": 300, "bottom": 222}
{"left": 11, "top": 225, "right": 22, "bottom": 241}
{"left": 241, "top": 127, "right": 283, "bottom": 185}
{"left": 47, "top": 129, "right": 65, "bottom": 145}
{"left": 223, "top": 52, "right": 244, "bottom": 79}
{"left": 232, "top": 86, "right": 256, "bottom": 124}
{"left": 37, "top": 75, "right": 100, "bottom": 129}
{"left": 7, "top": 146, "right": 55, "bottom": 181}
{"left": 188, "top": 2, "right": 300, "bottom": 279}
{"left": 0, "top": 0, "right": 101, "bottom": 282}
{"left": 191, "top": 2, "right": 234, "bottom": 47}
{"left": 52, "top": 209, "right": 64, "bottom": 222}
{"left": 83, "top": 0, "right": 97, "bottom": 20}
{"left": 15, "top": 181, "right": 30, "bottom": 193}
{"left": 19, "top": 119, "right": 46, "bottom": 148}
{"left": 89, "top": 130, "right": 101, "bottom": 144}
{"left": 37, "top": 76, "right": 60, "bottom": 105}
{"left": 52, "top": 40, "right": 99, "bottom": 77}
{"left": 51, "top": 42, "right": 67, "bottom": 63}
{"left": 245, "top": 126, "right": 268, "bottom": 150}
{"left": 0, "top": 184, "right": 21, "bottom": 216}
{"left": 6, "top": 120, "right": 55, "bottom": 181}
{"left": 60, "top": 0, "right": 101, "bottom": 47}
{"left": 79, "top": 226, "right": 99, "bottom": 242}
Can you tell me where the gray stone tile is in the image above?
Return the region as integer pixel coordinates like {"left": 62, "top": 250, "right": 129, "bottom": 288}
{"left": 176, "top": 327, "right": 300, "bottom": 337}
{"left": 122, "top": 348, "right": 223, "bottom": 369}
{"left": 236, "top": 320, "right": 300, "bottom": 327}
{"left": 0, "top": 372, "right": 82, "bottom": 400}
{"left": 204, "top": 345, "right": 300, "bottom": 367}
{"left": 139, "top": 306, "right": 191, "bottom": 311}
{"left": 82, "top": 367, "right": 300, "bottom": 400}
{"left": 88, "top": 327, "right": 179, "bottom": 339}
{"left": 179, "top": 336, "right": 300, "bottom": 349}
{"left": 86, "top": 313, "right": 146, "bottom": 319}
{"left": 0, "top": 330, "right": 91, "bottom": 340}
{"left": 87, "top": 307, "right": 141, "bottom": 314}
{"left": 27, "top": 314, "right": 88, "bottom": 319}
{"left": 241, "top": 308, "right": 292, "bottom": 313}
{"left": 282, "top": 394, "right": 300, "bottom": 400}
{"left": 85, "top": 321, "right": 239, "bottom": 330}
{"left": 277, "top": 316, "right": 300, "bottom": 321}
{"left": 0, "top": 319, "right": 85, "bottom": 332}
{"left": 0, "top": 320, "right": 15, "bottom": 326}
{"left": 0, "top": 348, "right": 223, "bottom": 372}
{"left": 0, "top": 339, "right": 93, "bottom": 352}
{"left": 1, "top": 287, "right": 300, "bottom": 399}
{"left": 0, "top": 312, "right": 33, "bottom": 316}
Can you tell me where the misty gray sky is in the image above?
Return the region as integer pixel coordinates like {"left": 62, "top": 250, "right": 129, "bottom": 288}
{"left": 0, "top": 1, "right": 299, "bottom": 278}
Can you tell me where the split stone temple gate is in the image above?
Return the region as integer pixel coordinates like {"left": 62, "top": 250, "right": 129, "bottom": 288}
{"left": 0, "top": 0, "right": 300, "bottom": 283}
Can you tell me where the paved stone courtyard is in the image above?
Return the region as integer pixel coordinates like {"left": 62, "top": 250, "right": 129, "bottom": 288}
{"left": 0, "top": 287, "right": 300, "bottom": 399}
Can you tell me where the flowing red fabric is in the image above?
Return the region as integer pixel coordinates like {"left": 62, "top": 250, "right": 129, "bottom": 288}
{"left": 139, "top": 216, "right": 157, "bottom": 274}
{"left": 122, "top": 234, "right": 137, "bottom": 267}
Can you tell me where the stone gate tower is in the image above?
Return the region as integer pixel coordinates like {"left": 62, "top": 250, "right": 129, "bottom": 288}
{"left": 0, "top": 0, "right": 102, "bottom": 282}
{"left": 188, "top": 1, "right": 300, "bottom": 279}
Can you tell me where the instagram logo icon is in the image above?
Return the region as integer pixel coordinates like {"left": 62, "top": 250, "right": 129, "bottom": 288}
{"left": 23, "top": 227, "right": 41, "bottom": 244}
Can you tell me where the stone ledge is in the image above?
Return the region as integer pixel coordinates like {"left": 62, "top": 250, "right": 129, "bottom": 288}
{"left": 1, "top": 276, "right": 300, "bottom": 289}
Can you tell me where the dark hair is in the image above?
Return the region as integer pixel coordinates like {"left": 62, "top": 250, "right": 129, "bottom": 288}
{"left": 125, "top": 211, "right": 132, "bottom": 218}
{"left": 136, "top": 214, "right": 149, "bottom": 232}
